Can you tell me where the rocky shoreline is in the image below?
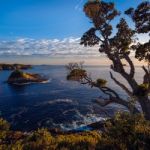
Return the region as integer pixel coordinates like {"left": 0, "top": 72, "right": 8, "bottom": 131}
{"left": 46, "top": 120, "right": 106, "bottom": 135}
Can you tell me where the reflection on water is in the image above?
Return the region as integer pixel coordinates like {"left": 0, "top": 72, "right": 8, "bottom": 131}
{"left": 0, "top": 65, "right": 144, "bottom": 131}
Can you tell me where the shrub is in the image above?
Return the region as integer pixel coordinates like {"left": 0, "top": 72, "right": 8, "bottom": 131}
{"left": 96, "top": 79, "right": 107, "bottom": 87}
{"left": 0, "top": 114, "right": 150, "bottom": 149}
{"left": 67, "top": 69, "right": 87, "bottom": 81}
{"left": 23, "top": 128, "right": 55, "bottom": 150}
{"left": 97, "top": 113, "right": 150, "bottom": 150}
{"left": 56, "top": 131, "right": 101, "bottom": 150}
{"left": 0, "top": 118, "right": 10, "bottom": 131}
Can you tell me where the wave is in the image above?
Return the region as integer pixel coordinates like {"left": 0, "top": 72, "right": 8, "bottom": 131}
{"left": 53, "top": 109, "right": 106, "bottom": 131}
{"left": 40, "top": 79, "right": 52, "bottom": 83}
{"left": 47, "top": 99, "right": 73, "bottom": 104}
{"left": 50, "top": 89, "right": 66, "bottom": 94}
{"left": 35, "top": 98, "right": 74, "bottom": 106}
{"left": 9, "top": 79, "right": 52, "bottom": 85}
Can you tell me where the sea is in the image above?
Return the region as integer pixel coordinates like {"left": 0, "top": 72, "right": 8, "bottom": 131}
{"left": 0, "top": 65, "right": 144, "bottom": 131}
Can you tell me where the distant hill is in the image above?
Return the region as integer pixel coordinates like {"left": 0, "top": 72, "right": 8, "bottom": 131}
{"left": 0, "top": 64, "right": 32, "bottom": 70}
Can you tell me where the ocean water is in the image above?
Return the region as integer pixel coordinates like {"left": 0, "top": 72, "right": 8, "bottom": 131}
{"left": 0, "top": 65, "right": 144, "bottom": 131}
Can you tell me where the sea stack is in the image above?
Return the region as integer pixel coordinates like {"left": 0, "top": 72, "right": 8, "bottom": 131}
{"left": 7, "top": 70, "right": 48, "bottom": 85}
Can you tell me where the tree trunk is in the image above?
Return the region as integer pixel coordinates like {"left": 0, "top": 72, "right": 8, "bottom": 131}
{"left": 138, "top": 96, "right": 150, "bottom": 120}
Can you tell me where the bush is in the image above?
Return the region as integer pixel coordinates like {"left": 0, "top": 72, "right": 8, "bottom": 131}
{"left": 23, "top": 128, "right": 55, "bottom": 150}
{"left": 67, "top": 69, "right": 87, "bottom": 81}
{"left": 56, "top": 131, "right": 101, "bottom": 150}
{"left": 0, "top": 118, "right": 10, "bottom": 131}
{"left": 0, "top": 114, "right": 150, "bottom": 150}
{"left": 97, "top": 113, "right": 150, "bottom": 150}
{"left": 96, "top": 79, "right": 107, "bottom": 87}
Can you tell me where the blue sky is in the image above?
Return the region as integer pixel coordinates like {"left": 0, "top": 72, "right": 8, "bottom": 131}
{"left": 0, "top": 0, "right": 143, "bottom": 39}
{"left": 0, "top": 0, "right": 90, "bottom": 39}
{"left": 0, "top": 0, "right": 147, "bottom": 65}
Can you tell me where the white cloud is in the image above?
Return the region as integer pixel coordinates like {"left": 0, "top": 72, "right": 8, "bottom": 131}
{"left": 0, "top": 37, "right": 101, "bottom": 58}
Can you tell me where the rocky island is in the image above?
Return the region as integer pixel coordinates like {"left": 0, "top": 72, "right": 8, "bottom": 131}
{"left": 7, "top": 70, "right": 48, "bottom": 85}
{"left": 0, "top": 63, "right": 32, "bottom": 70}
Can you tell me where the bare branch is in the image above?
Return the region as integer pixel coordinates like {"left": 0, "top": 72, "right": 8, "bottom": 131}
{"left": 142, "top": 65, "right": 149, "bottom": 76}
{"left": 93, "top": 98, "right": 113, "bottom": 107}
{"left": 110, "top": 72, "right": 132, "bottom": 96}
{"left": 124, "top": 54, "right": 135, "bottom": 78}
{"left": 110, "top": 63, "right": 138, "bottom": 92}
{"left": 93, "top": 97, "right": 139, "bottom": 114}
{"left": 142, "top": 65, "right": 150, "bottom": 92}
{"left": 101, "top": 87, "right": 119, "bottom": 98}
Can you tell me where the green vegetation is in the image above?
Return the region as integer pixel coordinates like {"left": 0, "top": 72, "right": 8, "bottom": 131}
{"left": 8, "top": 70, "right": 34, "bottom": 79}
{"left": 96, "top": 79, "right": 107, "bottom": 87}
{"left": 1, "top": 113, "right": 150, "bottom": 150}
{"left": 97, "top": 113, "right": 150, "bottom": 150}
{"left": 67, "top": 68, "right": 87, "bottom": 81}
{"left": 9, "top": 70, "right": 24, "bottom": 78}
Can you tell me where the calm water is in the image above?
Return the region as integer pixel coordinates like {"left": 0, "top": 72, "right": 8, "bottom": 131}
{"left": 0, "top": 65, "right": 144, "bottom": 131}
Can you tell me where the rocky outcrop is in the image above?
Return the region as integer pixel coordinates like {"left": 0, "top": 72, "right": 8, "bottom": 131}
{"left": 0, "top": 64, "right": 32, "bottom": 70}
{"left": 7, "top": 70, "right": 48, "bottom": 85}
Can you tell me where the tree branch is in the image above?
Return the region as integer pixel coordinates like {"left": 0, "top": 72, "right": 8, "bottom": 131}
{"left": 110, "top": 72, "right": 132, "bottom": 96}
{"left": 93, "top": 96, "right": 139, "bottom": 114}
{"left": 94, "top": 98, "right": 113, "bottom": 107}
{"left": 81, "top": 74, "right": 139, "bottom": 114}
{"left": 142, "top": 65, "right": 149, "bottom": 75}
{"left": 124, "top": 54, "right": 135, "bottom": 78}
{"left": 142, "top": 65, "right": 150, "bottom": 92}
{"left": 110, "top": 62, "right": 138, "bottom": 92}
{"left": 101, "top": 87, "right": 119, "bottom": 98}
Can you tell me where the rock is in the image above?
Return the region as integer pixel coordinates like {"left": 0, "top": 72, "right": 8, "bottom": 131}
{"left": 0, "top": 64, "right": 32, "bottom": 70}
{"left": 7, "top": 70, "right": 48, "bottom": 85}
{"left": 87, "top": 121, "right": 105, "bottom": 131}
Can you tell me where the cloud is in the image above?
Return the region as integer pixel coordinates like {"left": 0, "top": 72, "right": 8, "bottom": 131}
{"left": 0, "top": 37, "right": 101, "bottom": 58}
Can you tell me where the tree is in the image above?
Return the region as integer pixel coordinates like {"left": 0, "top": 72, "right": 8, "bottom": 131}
{"left": 66, "top": 1, "right": 150, "bottom": 120}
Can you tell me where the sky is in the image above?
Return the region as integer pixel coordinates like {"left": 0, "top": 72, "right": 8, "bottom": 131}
{"left": 0, "top": 0, "right": 148, "bottom": 65}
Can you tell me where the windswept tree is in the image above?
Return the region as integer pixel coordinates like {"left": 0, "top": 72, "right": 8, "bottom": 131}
{"left": 66, "top": 1, "right": 150, "bottom": 120}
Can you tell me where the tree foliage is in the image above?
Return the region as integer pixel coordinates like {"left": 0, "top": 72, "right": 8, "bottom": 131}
{"left": 125, "top": 1, "right": 150, "bottom": 62}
